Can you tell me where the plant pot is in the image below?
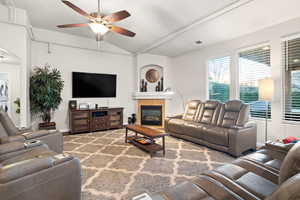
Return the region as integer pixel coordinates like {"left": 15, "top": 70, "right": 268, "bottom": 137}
{"left": 39, "top": 122, "right": 56, "bottom": 130}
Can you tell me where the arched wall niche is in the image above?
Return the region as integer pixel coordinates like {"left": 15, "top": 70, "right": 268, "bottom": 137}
{"left": 139, "top": 64, "right": 164, "bottom": 92}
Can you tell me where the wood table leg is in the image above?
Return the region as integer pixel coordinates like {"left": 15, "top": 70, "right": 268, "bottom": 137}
{"left": 162, "top": 136, "right": 166, "bottom": 156}
{"left": 125, "top": 128, "right": 128, "bottom": 143}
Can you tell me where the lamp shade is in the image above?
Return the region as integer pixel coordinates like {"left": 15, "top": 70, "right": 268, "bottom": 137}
{"left": 259, "top": 78, "right": 274, "bottom": 101}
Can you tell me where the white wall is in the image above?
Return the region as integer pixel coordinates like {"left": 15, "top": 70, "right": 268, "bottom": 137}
{"left": 0, "top": 4, "right": 31, "bottom": 127}
{"left": 170, "top": 17, "right": 300, "bottom": 143}
{"left": 31, "top": 35, "right": 135, "bottom": 132}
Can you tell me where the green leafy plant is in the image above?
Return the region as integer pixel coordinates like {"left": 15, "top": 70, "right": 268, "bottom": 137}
{"left": 30, "top": 65, "right": 64, "bottom": 123}
{"left": 14, "top": 98, "right": 20, "bottom": 114}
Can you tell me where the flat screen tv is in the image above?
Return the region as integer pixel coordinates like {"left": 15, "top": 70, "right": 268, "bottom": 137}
{"left": 72, "top": 72, "right": 117, "bottom": 98}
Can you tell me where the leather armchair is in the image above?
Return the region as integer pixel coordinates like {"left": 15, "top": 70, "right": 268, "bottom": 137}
{"left": 0, "top": 140, "right": 82, "bottom": 200}
{"left": 0, "top": 153, "right": 81, "bottom": 200}
{"left": 151, "top": 142, "right": 300, "bottom": 200}
{"left": 0, "top": 110, "right": 63, "bottom": 153}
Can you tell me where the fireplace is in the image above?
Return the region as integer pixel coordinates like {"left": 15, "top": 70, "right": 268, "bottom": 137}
{"left": 136, "top": 99, "right": 165, "bottom": 128}
{"left": 141, "top": 105, "right": 163, "bottom": 126}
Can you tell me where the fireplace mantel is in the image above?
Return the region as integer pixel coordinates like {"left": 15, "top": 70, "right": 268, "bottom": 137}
{"left": 132, "top": 92, "right": 173, "bottom": 100}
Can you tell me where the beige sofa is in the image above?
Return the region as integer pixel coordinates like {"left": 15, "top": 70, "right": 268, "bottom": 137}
{"left": 165, "top": 100, "right": 257, "bottom": 157}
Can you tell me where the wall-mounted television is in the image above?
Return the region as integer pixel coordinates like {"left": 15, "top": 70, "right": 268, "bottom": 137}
{"left": 72, "top": 72, "right": 117, "bottom": 98}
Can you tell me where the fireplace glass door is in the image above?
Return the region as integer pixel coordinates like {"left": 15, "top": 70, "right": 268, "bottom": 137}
{"left": 141, "top": 105, "right": 162, "bottom": 126}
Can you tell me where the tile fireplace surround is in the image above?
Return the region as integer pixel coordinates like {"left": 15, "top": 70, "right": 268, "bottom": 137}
{"left": 133, "top": 92, "right": 172, "bottom": 129}
{"left": 137, "top": 99, "right": 165, "bottom": 128}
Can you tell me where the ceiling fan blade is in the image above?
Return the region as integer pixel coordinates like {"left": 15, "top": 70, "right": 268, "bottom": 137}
{"left": 57, "top": 23, "right": 88, "bottom": 28}
{"left": 96, "top": 33, "right": 103, "bottom": 41}
{"left": 104, "top": 10, "right": 130, "bottom": 22}
{"left": 62, "top": 0, "right": 93, "bottom": 19}
{"left": 110, "top": 26, "right": 136, "bottom": 37}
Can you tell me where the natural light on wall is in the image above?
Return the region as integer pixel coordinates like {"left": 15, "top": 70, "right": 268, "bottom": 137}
{"left": 239, "top": 45, "right": 271, "bottom": 119}
{"left": 208, "top": 56, "right": 230, "bottom": 102}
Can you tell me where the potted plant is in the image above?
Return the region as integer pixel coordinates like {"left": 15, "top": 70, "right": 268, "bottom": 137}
{"left": 30, "top": 65, "right": 64, "bottom": 130}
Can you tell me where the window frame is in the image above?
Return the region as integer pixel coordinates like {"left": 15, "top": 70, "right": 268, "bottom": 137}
{"left": 206, "top": 55, "right": 231, "bottom": 102}
{"left": 237, "top": 43, "right": 272, "bottom": 120}
{"left": 281, "top": 35, "right": 300, "bottom": 124}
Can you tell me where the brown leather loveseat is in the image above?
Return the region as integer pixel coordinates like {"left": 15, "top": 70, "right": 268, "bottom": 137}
{"left": 151, "top": 141, "right": 300, "bottom": 200}
{"left": 165, "top": 100, "right": 257, "bottom": 157}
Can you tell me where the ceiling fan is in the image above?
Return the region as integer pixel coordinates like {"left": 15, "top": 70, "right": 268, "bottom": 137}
{"left": 57, "top": 0, "right": 136, "bottom": 41}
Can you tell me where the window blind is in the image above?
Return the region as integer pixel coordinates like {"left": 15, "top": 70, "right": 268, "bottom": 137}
{"left": 239, "top": 45, "right": 271, "bottom": 118}
{"left": 283, "top": 37, "right": 300, "bottom": 122}
{"left": 208, "top": 56, "right": 230, "bottom": 103}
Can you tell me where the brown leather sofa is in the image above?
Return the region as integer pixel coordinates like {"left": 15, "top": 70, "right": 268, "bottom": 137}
{"left": 0, "top": 139, "right": 82, "bottom": 200}
{"left": 151, "top": 141, "right": 300, "bottom": 200}
{"left": 165, "top": 100, "right": 257, "bottom": 157}
{"left": 0, "top": 110, "right": 63, "bottom": 153}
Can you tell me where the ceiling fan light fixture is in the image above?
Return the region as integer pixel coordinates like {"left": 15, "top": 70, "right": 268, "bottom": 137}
{"left": 88, "top": 23, "right": 109, "bottom": 35}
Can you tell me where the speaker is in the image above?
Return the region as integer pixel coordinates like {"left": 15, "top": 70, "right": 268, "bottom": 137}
{"left": 69, "top": 100, "right": 77, "bottom": 110}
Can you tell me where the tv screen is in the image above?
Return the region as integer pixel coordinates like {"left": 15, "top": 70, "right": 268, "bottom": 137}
{"left": 72, "top": 72, "right": 117, "bottom": 98}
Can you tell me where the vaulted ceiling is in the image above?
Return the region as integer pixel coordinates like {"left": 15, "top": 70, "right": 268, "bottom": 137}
{"left": 5, "top": 0, "right": 300, "bottom": 56}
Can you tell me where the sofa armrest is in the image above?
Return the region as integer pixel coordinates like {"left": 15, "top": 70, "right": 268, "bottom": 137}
{"left": 0, "top": 142, "right": 25, "bottom": 155}
{"left": 21, "top": 130, "right": 55, "bottom": 140}
{"left": 0, "top": 135, "right": 25, "bottom": 144}
{"left": 18, "top": 127, "right": 33, "bottom": 134}
{"left": 264, "top": 141, "right": 294, "bottom": 152}
{"left": 167, "top": 114, "right": 183, "bottom": 119}
{"left": 266, "top": 174, "right": 300, "bottom": 200}
{"left": 0, "top": 157, "right": 53, "bottom": 183}
{"left": 228, "top": 123, "right": 257, "bottom": 157}
{"left": 227, "top": 122, "right": 257, "bottom": 130}
{"left": 0, "top": 153, "right": 73, "bottom": 184}
{"left": 0, "top": 140, "right": 44, "bottom": 162}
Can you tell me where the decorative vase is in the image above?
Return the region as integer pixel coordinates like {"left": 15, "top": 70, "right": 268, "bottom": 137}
{"left": 157, "top": 81, "right": 161, "bottom": 92}
{"left": 131, "top": 113, "right": 136, "bottom": 124}
{"left": 145, "top": 82, "right": 148, "bottom": 92}
{"left": 128, "top": 117, "right": 132, "bottom": 124}
{"left": 141, "top": 80, "right": 145, "bottom": 92}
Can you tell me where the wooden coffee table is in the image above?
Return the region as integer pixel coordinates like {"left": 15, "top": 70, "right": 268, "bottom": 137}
{"left": 125, "top": 125, "right": 169, "bottom": 157}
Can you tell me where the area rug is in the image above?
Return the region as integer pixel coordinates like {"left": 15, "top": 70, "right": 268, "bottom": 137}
{"left": 63, "top": 129, "right": 234, "bottom": 200}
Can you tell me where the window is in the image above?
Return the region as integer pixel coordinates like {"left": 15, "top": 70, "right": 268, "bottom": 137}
{"left": 239, "top": 45, "right": 271, "bottom": 118}
{"left": 208, "top": 56, "right": 230, "bottom": 102}
{"left": 283, "top": 37, "right": 300, "bottom": 122}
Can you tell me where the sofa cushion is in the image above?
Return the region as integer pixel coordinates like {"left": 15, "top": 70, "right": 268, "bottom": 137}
{"left": 182, "top": 100, "right": 201, "bottom": 121}
{"left": 197, "top": 101, "right": 221, "bottom": 125}
{"left": 242, "top": 149, "right": 285, "bottom": 173}
{"left": 217, "top": 100, "right": 250, "bottom": 128}
{"left": 236, "top": 172, "right": 277, "bottom": 199}
{"left": 205, "top": 160, "right": 278, "bottom": 199}
{"left": 201, "top": 125, "right": 229, "bottom": 146}
{"left": 181, "top": 122, "right": 205, "bottom": 140}
{"left": 167, "top": 119, "right": 187, "bottom": 135}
